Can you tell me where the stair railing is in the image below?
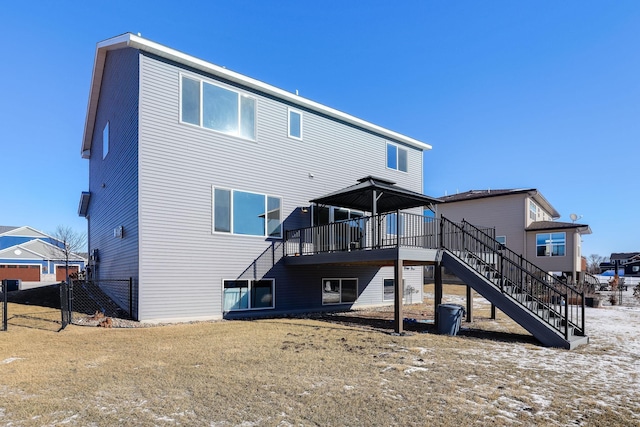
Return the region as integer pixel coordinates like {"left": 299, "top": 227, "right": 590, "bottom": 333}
{"left": 440, "top": 217, "right": 585, "bottom": 338}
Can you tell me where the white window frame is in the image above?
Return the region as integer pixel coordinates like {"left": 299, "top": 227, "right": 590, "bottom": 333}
{"left": 382, "top": 278, "right": 407, "bottom": 302}
{"left": 322, "top": 278, "right": 358, "bottom": 305}
{"left": 222, "top": 278, "right": 275, "bottom": 312}
{"left": 180, "top": 73, "right": 257, "bottom": 141}
{"left": 386, "top": 142, "right": 408, "bottom": 172}
{"left": 529, "top": 201, "right": 538, "bottom": 221}
{"left": 536, "top": 232, "right": 566, "bottom": 257}
{"left": 288, "top": 108, "right": 303, "bottom": 140}
{"left": 212, "top": 186, "right": 283, "bottom": 238}
{"left": 102, "top": 122, "right": 109, "bottom": 159}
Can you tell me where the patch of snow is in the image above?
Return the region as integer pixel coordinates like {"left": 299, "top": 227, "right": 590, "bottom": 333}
{"left": 404, "top": 366, "right": 428, "bottom": 374}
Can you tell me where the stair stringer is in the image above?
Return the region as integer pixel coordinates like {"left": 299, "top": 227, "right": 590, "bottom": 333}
{"left": 441, "top": 250, "right": 581, "bottom": 349}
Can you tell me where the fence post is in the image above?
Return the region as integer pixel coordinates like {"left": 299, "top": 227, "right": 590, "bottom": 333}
{"left": 2, "top": 279, "right": 7, "bottom": 331}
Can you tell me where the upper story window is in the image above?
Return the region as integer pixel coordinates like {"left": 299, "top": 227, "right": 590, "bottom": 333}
{"left": 181, "top": 75, "right": 256, "bottom": 141}
{"left": 536, "top": 232, "right": 565, "bottom": 257}
{"left": 386, "top": 142, "right": 408, "bottom": 172}
{"left": 288, "top": 109, "right": 302, "bottom": 140}
{"left": 213, "top": 187, "right": 282, "bottom": 238}
{"left": 529, "top": 201, "right": 537, "bottom": 221}
{"left": 496, "top": 236, "right": 506, "bottom": 245}
{"left": 102, "top": 122, "right": 109, "bottom": 159}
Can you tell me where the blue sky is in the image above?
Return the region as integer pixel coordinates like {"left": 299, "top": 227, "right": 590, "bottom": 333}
{"left": 1, "top": 1, "right": 638, "bottom": 258}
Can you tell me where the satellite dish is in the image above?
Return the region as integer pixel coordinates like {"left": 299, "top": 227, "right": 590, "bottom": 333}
{"left": 570, "top": 213, "right": 578, "bottom": 222}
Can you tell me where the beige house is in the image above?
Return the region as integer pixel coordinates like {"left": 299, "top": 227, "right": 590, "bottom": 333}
{"left": 437, "top": 189, "right": 591, "bottom": 284}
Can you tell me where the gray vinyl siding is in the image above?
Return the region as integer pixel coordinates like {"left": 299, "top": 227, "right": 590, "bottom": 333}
{"left": 86, "top": 48, "right": 140, "bottom": 315}
{"left": 137, "top": 52, "right": 424, "bottom": 322}
{"left": 438, "top": 194, "right": 528, "bottom": 255}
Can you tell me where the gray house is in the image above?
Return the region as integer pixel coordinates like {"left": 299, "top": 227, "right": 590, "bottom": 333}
{"left": 437, "top": 189, "right": 592, "bottom": 284}
{"left": 78, "top": 33, "right": 432, "bottom": 323}
{"left": 78, "top": 34, "right": 589, "bottom": 349}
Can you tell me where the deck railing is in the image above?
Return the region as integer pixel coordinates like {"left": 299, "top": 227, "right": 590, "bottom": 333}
{"left": 440, "top": 217, "right": 585, "bottom": 338}
{"left": 284, "top": 213, "right": 586, "bottom": 339}
{"left": 285, "top": 212, "right": 441, "bottom": 256}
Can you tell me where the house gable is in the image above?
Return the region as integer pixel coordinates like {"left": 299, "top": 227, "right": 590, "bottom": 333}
{"left": 0, "top": 226, "right": 62, "bottom": 250}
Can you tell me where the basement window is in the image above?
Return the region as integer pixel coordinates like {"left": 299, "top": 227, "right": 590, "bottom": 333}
{"left": 223, "top": 279, "right": 274, "bottom": 311}
{"left": 322, "top": 278, "right": 358, "bottom": 305}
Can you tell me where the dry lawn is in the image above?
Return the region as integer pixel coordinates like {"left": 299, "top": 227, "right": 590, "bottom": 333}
{"left": 1, "top": 285, "right": 639, "bottom": 426}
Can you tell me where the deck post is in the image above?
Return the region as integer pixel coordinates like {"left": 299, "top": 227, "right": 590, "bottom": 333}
{"left": 434, "top": 262, "right": 443, "bottom": 328}
{"left": 466, "top": 285, "right": 473, "bottom": 322}
{"left": 394, "top": 258, "right": 404, "bottom": 334}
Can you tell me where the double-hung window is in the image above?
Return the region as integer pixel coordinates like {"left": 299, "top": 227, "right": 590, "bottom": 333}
{"left": 213, "top": 187, "right": 282, "bottom": 238}
{"left": 386, "top": 142, "right": 408, "bottom": 172}
{"left": 529, "top": 201, "right": 538, "bottom": 221}
{"left": 536, "top": 232, "right": 566, "bottom": 257}
{"left": 288, "top": 108, "right": 302, "bottom": 140}
{"left": 181, "top": 75, "right": 256, "bottom": 140}
{"left": 223, "top": 279, "right": 274, "bottom": 311}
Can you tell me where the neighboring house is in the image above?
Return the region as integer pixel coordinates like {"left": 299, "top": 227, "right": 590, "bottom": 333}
{"left": 0, "top": 226, "right": 85, "bottom": 283}
{"left": 610, "top": 252, "right": 640, "bottom": 266}
{"left": 78, "top": 33, "right": 432, "bottom": 323}
{"left": 600, "top": 253, "right": 640, "bottom": 276}
{"left": 437, "top": 189, "right": 592, "bottom": 284}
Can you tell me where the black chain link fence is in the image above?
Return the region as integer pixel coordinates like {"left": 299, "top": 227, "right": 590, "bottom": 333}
{"left": 65, "top": 278, "right": 135, "bottom": 326}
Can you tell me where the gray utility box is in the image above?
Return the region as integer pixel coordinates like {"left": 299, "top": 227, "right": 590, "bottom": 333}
{"left": 3, "top": 279, "right": 21, "bottom": 292}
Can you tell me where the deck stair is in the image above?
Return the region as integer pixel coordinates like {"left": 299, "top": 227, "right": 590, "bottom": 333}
{"left": 439, "top": 217, "right": 588, "bottom": 349}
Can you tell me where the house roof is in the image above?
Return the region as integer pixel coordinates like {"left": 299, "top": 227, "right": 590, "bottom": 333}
{"left": 525, "top": 220, "right": 592, "bottom": 235}
{"left": 81, "top": 33, "right": 432, "bottom": 158}
{"left": 610, "top": 252, "right": 640, "bottom": 261}
{"left": 310, "top": 176, "right": 442, "bottom": 214}
{"left": 0, "top": 225, "right": 52, "bottom": 239}
{"left": 0, "top": 239, "right": 85, "bottom": 262}
{"left": 0, "top": 226, "right": 19, "bottom": 234}
{"left": 439, "top": 189, "right": 561, "bottom": 219}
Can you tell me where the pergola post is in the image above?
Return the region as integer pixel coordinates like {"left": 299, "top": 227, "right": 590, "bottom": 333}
{"left": 394, "top": 258, "right": 404, "bottom": 334}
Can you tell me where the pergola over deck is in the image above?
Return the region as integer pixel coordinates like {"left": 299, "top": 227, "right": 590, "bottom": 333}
{"left": 310, "top": 176, "right": 440, "bottom": 217}
{"left": 286, "top": 176, "right": 443, "bottom": 334}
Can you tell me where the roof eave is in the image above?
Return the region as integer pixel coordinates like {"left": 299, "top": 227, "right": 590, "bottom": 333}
{"left": 527, "top": 190, "right": 560, "bottom": 219}
{"left": 81, "top": 33, "right": 432, "bottom": 158}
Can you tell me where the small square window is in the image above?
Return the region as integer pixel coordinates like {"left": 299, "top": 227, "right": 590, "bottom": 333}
{"left": 288, "top": 109, "right": 302, "bottom": 140}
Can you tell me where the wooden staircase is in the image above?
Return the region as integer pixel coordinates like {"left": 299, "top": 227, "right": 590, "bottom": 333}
{"left": 439, "top": 218, "right": 588, "bottom": 350}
